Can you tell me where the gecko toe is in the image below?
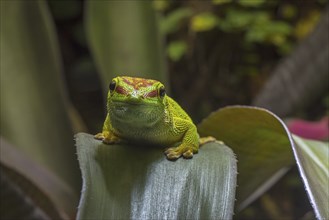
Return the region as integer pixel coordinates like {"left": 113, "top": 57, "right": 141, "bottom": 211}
{"left": 183, "top": 149, "right": 194, "bottom": 159}
{"left": 164, "top": 147, "right": 181, "bottom": 160}
{"left": 94, "top": 133, "right": 104, "bottom": 140}
{"left": 166, "top": 152, "right": 181, "bottom": 161}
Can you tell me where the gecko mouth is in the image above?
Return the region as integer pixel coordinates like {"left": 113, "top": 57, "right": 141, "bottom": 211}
{"left": 109, "top": 102, "right": 164, "bottom": 125}
{"left": 111, "top": 99, "right": 159, "bottom": 106}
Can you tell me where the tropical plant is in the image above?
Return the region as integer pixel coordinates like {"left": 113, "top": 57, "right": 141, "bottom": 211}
{"left": 0, "top": 1, "right": 328, "bottom": 220}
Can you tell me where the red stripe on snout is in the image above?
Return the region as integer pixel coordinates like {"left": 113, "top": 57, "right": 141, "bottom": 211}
{"left": 145, "top": 90, "right": 158, "bottom": 98}
{"left": 115, "top": 86, "right": 128, "bottom": 95}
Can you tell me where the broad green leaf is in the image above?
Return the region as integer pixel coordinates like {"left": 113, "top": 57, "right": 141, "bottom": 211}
{"left": 292, "top": 136, "right": 329, "bottom": 219}
{"left": 198, "top": 106, "right": 295, "bottom": 210}
{"left": 167, "top": 41, "right": 188, "bottom": 61}
{"left": 76, "top": 133, "right": 237, "bottom": 219}
{"left": 190, "top": 12, "right": 219, "bottom": 32}
{"left": 0, "top": 0, "right": 80, "bottom": 188}
{"left": 85, "top": 1, "right": 167, "bottom": 92}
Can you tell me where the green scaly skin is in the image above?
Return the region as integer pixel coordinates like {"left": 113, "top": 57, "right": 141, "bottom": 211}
{"left": 94, "top": 76, "right": 214, "bottom": 160}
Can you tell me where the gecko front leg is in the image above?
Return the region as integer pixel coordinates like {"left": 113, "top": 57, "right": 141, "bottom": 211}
{"left": 164, "top": 118, "right": 199, "bottom": 160}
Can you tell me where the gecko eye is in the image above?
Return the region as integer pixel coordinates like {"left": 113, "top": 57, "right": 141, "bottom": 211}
{"left": 159, "top": 87, "right": 166, "bottom": 98}
{"left": 109, "top": 80, "right": 116, "bottom": 92}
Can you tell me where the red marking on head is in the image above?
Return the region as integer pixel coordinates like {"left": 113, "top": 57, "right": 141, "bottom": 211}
{"left": 122, "top": 77, "right": 157, "bottom": 90}
{"left": 115, "top": 85, "right": 128, "bottom": 95}
{"left": 145, "top": 90, "right": 158, "bottom": 98}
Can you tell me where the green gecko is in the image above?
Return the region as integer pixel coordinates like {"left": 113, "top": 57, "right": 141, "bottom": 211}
{"left": 94, "top": 76, "right": 215, "bottom": 160}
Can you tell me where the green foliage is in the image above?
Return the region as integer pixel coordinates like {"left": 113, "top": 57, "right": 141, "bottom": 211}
{"left": 218, "top": 8, "right": 293, "bottom": 48}
{"left": 246, "top": 21, "right": 292, "bottom": 45}
{"left": 238, "top": 0, "right": 265, "bottom": 7}
{"left": 219, "top": 9, "right": 268, "bottom": 31}
{"left": 167, "top": 40, "right": 188, "bottom": 61}
{"left": 212, "top": 0, "right": 232, "bottom": 5}
{"left": 222, "top": 7, "right": 293, "bottom": 54}
{"left": 190, "top": 12, "right": 219, "bottom": 32}
{"left": 281, "top": 4, "right": 297, "bottom": 19}
{"left": 160, "top": 8, "right": 192, "bottom": 34}
{"left": 76, "top": 133, "right": 237, "bottom": 219}
{"left": 163, "top": 1, "right": 298, "bottom": 63}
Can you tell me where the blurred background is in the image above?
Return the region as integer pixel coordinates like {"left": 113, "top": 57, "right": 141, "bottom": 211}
{"left": 1, "top": 0, "right": 328, "bottom": 219}
{"left": 48, "top": 0, "right": 329, "bottom": 129}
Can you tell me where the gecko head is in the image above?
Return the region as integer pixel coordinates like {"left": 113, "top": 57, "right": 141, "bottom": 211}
{"left": 106, "top": 76, "right": 167, "bottom": 123}
{"left": 107, "top": 76, "right": 167, "bottom": 106}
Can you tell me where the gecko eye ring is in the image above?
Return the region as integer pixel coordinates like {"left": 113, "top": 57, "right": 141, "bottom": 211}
{"left": 159, "top": 87, "right": 166, "bottom": 98}
{"left": 109, "top": 80, "right": 116, "bottom": 92}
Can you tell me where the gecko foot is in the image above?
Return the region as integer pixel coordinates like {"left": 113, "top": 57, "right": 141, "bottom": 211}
{"left": 94, "top": 132, "right": 121, "bottom": 144}
{"left": 94, "top": 132, "right": 105, "bottom": 140}
{"left": 164, "top": 144, "right": 198, "bottom": 160}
